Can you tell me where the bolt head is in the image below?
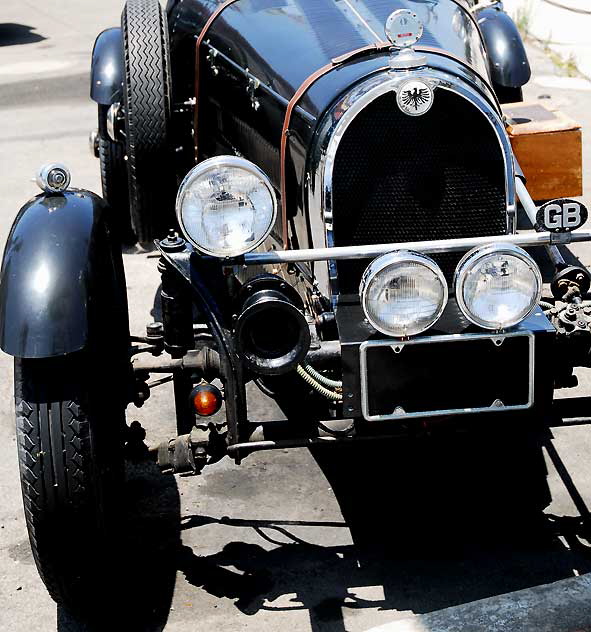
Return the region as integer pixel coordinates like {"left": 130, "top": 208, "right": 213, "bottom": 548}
{"left": 160, "top": 230, "right": 186, "bottom": 252}
{"left": 146, "top": 322, "right": 164, "bottom": 336}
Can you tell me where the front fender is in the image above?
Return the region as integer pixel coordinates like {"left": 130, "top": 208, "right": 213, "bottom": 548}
{"left": 90, "top": 27, "right": 124, "bottom": 105}
{"left": 0, "top": 190, "right": 126, "bottom": 358}
{"left": 476, "top": 4, "right": 531, "bottom": 88}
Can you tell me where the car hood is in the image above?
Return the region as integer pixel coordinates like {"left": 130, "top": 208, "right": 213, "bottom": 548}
{"left": 184, "top": 0, "right": 490, "bottom": 113}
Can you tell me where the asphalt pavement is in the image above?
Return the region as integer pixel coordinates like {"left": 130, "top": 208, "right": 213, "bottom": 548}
{"left": 2, "top": 2, "right": 591, "bottom": 631}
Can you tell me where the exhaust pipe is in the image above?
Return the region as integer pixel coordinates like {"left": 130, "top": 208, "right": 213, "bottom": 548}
{"left": 235, "top": 275, "right": 311, "bottom": 376}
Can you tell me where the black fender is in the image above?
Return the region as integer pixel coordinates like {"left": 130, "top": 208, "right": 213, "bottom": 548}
{"left": 0, "top": 190, "right": 128, "bottom": 358}
{"left": 476, "top": 3, "right": 531, "bottom": 88}
{"left": 90, "top": 27, "right": 124, "bottom": 105}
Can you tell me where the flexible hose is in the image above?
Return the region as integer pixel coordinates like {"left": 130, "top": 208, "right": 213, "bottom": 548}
{"left": 300, "top": 362, "right": 343, "bottom": 389}
{"left": 296, "top": 365, "right": 342, "bottom": 401}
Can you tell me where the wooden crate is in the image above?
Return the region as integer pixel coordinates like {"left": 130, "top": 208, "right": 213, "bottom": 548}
{"left": 503, "top": 101, "right": 582, "bottom": 201}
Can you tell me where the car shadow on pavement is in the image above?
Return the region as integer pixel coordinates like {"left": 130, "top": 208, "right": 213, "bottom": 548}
{"left": 177, "top": 425, "right": 591, "bottom": 631}
{"left": 0, "top": 23, "right": 45, "bottom": 46}
{"left": 56, "top": 459, "right": 181, "bottom": 632}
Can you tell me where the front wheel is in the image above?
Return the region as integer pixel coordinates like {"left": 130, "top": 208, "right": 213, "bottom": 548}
{"left": 15, "top": 353, "right": 126, "bottom": 613}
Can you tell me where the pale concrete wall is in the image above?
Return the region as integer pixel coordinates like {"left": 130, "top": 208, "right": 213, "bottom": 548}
{"left": 502, "top": 0, "right": 591, "bottom": 80}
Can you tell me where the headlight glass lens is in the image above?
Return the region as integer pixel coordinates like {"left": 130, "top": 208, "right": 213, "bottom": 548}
{"left": 455, "top": 244, "right": 542, "bottom": 330}
{"left": 176, "top": 156, "right": 277, "bottom": 257}
{"left": 360, "top": 252, "right": 448, "bottom": 337}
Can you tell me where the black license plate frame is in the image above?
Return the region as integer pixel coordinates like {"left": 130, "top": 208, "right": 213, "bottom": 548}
{"left": 359, "top": 332, "right": 535, "bottom": 421}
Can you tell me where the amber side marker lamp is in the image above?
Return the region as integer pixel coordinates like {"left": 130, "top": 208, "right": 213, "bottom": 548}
{"left": 191, "top": 382, "right": 223, "bottom": 417}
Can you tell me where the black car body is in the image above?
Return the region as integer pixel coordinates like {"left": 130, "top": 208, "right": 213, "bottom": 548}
{"left": 1, "top": 0, "right": 590, "bottom": 614}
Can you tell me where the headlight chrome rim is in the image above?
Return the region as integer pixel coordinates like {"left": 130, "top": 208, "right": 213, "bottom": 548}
{"left": 360, "top": 251, "right": 449, "bottom": 338}
{"left": 454, "top": 242, "right": 542, "bottom": 330}
{"left": 176, "top": 155, "right": 278, "bottom": 258}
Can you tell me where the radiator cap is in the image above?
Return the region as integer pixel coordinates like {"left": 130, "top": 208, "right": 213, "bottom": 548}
{"left": 385, "top": 9, "right": 423, "bottom": 49}
{"left": 385, "top": 10, "right": 427, "bottom": 70}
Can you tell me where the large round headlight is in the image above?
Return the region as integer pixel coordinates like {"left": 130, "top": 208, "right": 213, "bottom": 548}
{"left": 360, "top": 251, "right": 448, "bottom": 337}
{"left": 176, "top": 156, "right": 277, "bottom": 257}
{"left": 454, "top": 243, "right": 542, "bottom": 330}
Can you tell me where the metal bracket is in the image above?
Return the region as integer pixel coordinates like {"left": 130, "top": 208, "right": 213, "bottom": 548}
{"left": 152, "top": 423, "right": 228, "bottom": 475}
{"left": 551, "top": 266, "right": 591, "bottom": 300}
{"left": 246, "top": 74, "right": 261, "bottom": 111}
{"left": 388, "top": 47, "right": 427, "bottom": 70}
{"left": 156, "top": 432, "right": 201, "bottom": 475}
{"left": 207, "top": 46, "right": 220, "bottom": 76}
{"left": 155, "top": 242, "right": 248, "bottom": 445}
{"left": 550, "top": 232, "right": 574, "bottom": 245}
{"left": 106, "top": 102, "right": 122, "bottom": 142}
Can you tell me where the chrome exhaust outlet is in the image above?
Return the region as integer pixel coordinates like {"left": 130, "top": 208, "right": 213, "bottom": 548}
{"left": 235, "top": 275, "right": 311, "bottom": 376}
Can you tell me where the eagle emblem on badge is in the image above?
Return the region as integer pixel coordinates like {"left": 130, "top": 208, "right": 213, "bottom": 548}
{"left": 397, "top": 80, "right": 434, "bottom": 116}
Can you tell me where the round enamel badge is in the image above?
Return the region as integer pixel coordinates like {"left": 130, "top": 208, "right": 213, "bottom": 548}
{"left": 397, "top": 80, "right": 434, "bottom": 116}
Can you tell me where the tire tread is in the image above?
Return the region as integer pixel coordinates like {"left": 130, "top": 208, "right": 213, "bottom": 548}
{"left": 15, "top": 358, "right": 112, "bottom": 609}
{"left": 122, "top": 0, "right": 175, "bottom": 243}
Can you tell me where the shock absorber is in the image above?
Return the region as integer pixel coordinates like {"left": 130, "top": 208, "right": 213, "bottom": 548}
{"left": 159, "top": 231, "right": 195, "bottom": 435}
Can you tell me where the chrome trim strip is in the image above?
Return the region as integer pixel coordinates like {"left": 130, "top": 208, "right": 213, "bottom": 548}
{"left": 306, "top": 67, "right": 517, "bottom": 299}
{"left": 338, "top": 0, "right": 384, "bottom": 43}
{"left": 240, "top": 229, "right": 591, "bottom": 265}
{"left": 359, "top": 331, "right": 535, "bottom": 421}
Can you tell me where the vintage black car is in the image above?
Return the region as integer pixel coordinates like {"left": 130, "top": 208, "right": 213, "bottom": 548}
{"left": 2, "top": 0, "right": 591, "bottom": 614}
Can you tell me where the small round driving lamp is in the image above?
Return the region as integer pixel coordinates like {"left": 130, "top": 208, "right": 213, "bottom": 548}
{"left": 176, "top": 156, "right": 277, "bottom": 258}
{"left": 360, "top": 251, "right": 448, "bottom": 337}
{"left": 36, "top": 163, "right": 71, "bottom": 193}
{"left": 454, "top": 243, "right": 542, "bottom": 330}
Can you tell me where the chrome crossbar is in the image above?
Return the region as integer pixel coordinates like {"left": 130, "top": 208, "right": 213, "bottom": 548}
{"left": 242, "top": 230, "right": 591, "bottom": 265}
{"left": 240, "top": 179, "right": 590, "bottom": 266}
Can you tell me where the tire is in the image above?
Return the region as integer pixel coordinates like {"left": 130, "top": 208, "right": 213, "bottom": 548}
{"left": 98, "top": 105, "right": 136, "bottom": 246}
{"left": 493, "top": 83, "right": 523, "bottom": 104}
{"left": 15, "top": 353, "right": 127, "bottom": 614}
{"left": 122, "top": 0, "right": 176, "bottom": 244}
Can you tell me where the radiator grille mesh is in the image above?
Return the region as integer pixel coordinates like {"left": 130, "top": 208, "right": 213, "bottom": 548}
{"left": 331, "top": 89, "right": 507, "bottom": 292}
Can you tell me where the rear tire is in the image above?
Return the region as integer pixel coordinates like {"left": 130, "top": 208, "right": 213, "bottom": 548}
{"left": 122, "top": 0, "right": 176, "bottom": 244}
{"left": 15, "top": 353, "right": 126, "bottom": 614}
